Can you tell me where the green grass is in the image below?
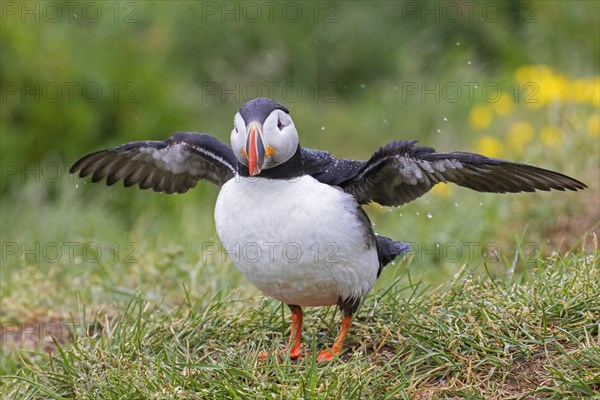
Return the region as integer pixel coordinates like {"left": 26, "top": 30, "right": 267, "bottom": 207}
{"left": 2, "top": 241, "right": 598, "bottom": 399}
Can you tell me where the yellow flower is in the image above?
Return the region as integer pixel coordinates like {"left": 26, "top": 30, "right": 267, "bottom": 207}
{"left": 570, "top": 79, "right": 593, "bottom": 104}
{"left": 507, "top": 121, "right": 534, "bottom": 154}
{"left": 431, "top": 182, "right": 452, "bottom": 198}
{"left": 568, "top": 78, "right": 600, "bottom": 105}
{"left": 540, "top": 125, "right": 562, "bottom": 148}
{"left": 587, "top": 114, "right": 600, "bottom": 137}
{"left": 515, "top": 64, "right": 600, "bottom": 108}
{"left": 537, "top": 70, "right": 567, "bottom": 106}
{"left": 514, "top": 65, "right": 537, "bottom": 83}
{"left": 515, "top": 64, "right": 570, "bottom": 108}
{"left": 589, "top": 78, "right": 600, "bottom": 107}
{"left": 492, "top": 95, "right": 514, "bottom": 116}
{"left": 475, "top": 136, "right": 504, "bottom": 158}
{"left": 469, "top": 105, "right": 493, "bottom": 130}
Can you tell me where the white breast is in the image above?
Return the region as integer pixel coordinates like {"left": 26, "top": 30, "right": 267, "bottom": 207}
{"left": 214, "top": 175, "right": 378, "bottom": 307}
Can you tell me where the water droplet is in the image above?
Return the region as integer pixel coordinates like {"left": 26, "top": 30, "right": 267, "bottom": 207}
{"left": 427, "top": 212, "right": 432, "bottom": 219}
{"left": 443, "top": 117, "right": 448, "bottom": 121}
{"left": 321, "top": 126, "right": 325, "bottom": 131}
{"left": 467, "top": 61, "right": 472, "bottom": 65}
{"left": 436, "top": 129, "right": 441, "bottom": 133}
{"left": 416, "top": 211, "right": 420, "bottom": 216}
{"left": 360, "top": 84, "right": 366, "bottom": 89}
{"left": 456, "top": 42, "right": 460, "bottom": 46}
{"left": 75, "top": 184, "right": 79, "bottom": 189}
{"left": 454, "top": 202, "right": 459, "bottom": 207}
{"left": 479, "top": 202, "right": 483, "bottom": 206}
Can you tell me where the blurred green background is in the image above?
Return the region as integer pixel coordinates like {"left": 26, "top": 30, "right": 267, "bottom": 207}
{"left": 1, "top": 1, "right": 599, "bottom": 319}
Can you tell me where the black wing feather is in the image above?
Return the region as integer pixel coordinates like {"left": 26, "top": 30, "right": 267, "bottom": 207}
{"left": 70, "top": 132, "right": 238, "bottom": 193}
{"left": 339, "top": 140, "right": 586, "bottom": 206}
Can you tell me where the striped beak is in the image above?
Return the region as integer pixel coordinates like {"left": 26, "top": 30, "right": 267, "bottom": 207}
{"left": 245, "top": 121, "right": 266, "bottom": 176}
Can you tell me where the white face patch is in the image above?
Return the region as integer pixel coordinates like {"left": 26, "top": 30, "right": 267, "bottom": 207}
{"left": 231, "top": 112, "right": 248, "bottom": 166}
{"left": 230, "top": 109, "right": 299, "bottom": 170}
{"left": 261, "top": 109, "right": 298, "bottom": 169}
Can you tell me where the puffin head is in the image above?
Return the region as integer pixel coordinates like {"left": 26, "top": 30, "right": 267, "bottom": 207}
{"left": 231, "top": 98, "right": 299, "bottom": 176}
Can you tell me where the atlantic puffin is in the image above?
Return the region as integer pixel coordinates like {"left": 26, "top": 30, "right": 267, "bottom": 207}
{"left": 70, "top": 97, "right": 586, "bottom": 362}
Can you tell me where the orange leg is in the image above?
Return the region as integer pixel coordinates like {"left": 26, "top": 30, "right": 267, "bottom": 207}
{"left": 287, "top": 305, "right": 303, "bottom": 359}
{"left": 258, "top": 305, "right": 303, "bottom": 360}
{"left": 316, "top": 314, "right": 353, "bottom": 362}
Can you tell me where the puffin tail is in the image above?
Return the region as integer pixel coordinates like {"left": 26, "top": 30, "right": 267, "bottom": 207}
{"left": 376, "top": 235, "right": 411, "bottom": 275}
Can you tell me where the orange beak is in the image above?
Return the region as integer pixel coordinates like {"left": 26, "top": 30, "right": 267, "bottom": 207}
{"left": 245, "top": 122, "right": 265, "bottom": 176}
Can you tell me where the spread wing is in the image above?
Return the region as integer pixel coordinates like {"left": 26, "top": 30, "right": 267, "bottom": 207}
{"left": 70, "top": 132, "right": 238, "bottom": 194}
{"left": 340, "top": 140, "right": 587, "bottom": 206}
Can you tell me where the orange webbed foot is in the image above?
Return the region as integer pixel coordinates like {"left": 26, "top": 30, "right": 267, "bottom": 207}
{"left": 289, "top": 344, "right": 302, "bottom": 359}
{"left": 316, "top": 314, "right": 353, "bottom": 362}
{"left": 258, "top": 345, "right": 302, "bottom": 361}
{"left": 316, "top": 348, "right": 338, "bottom": 362}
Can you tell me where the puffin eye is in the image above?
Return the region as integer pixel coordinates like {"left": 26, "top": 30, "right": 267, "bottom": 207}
{"left": 277, "top": 118, "right": 285, "bottom": 130}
